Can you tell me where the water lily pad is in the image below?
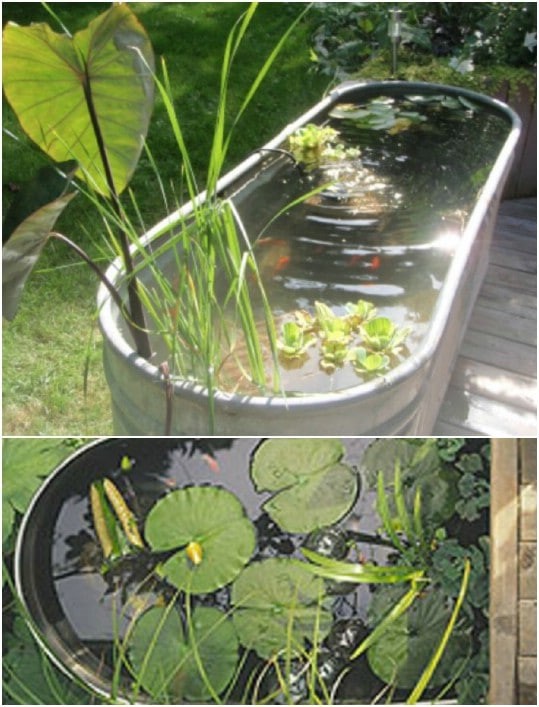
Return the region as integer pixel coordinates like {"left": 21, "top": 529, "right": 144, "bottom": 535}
{"left": 231, "top": 558, "right": 332, "bottom": 659}
{"left": 144, "top": 486, "right": 256, "bottom": 594}
{"left": 129, "top": 605, "right": 239, "bottom": 701}
{"left": 251, "top": 439, "right": 359, "bottom": 533}
{"left": 367, "top": 586, "right": 471, "bottom": 690}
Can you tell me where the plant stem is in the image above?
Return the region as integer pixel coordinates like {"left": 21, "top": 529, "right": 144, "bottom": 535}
{"left": 49, "top": 232, "right": 141, "bottom": 349}
{"left": 81, "top": 64, "right": 152, "bottom": 359}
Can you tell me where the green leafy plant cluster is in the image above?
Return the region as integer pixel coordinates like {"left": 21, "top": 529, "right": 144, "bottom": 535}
{"left": 308, "top": 2, "right": 536, "bottom": 79}
{"left": 277, "top": 300, "right": 410, "bottom": 377}
{"left": 308, "top": 2, "right": 432, "bottom": 77}
{"left": 360, "top": 438, "right": 491, "bottom": 704}
{"left": 288, "top": 123, "right": 360, "bottom": 169}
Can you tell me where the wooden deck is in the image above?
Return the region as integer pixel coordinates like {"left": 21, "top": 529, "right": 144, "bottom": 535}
{"left": 490, "top": 439, "right": 537, "bottom": 705}
{"left": 434, "top": 198, "right": 537, "bottom": 436}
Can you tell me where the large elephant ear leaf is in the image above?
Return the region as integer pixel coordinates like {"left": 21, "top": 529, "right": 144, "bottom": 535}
{"left": 2, "top": 4, "right": 154, "bottom": 196}
{"left": 2, "top": 161, "right": 78, "bottom": 320}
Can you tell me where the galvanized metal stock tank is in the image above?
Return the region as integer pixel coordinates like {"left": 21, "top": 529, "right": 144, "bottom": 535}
{"left": 97, "top": 81, "right": 521, "bottom": 435}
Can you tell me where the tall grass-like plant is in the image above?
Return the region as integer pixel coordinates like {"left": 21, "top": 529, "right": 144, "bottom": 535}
{"left": 2, "top": 2, "right": 311, "bottom": 428}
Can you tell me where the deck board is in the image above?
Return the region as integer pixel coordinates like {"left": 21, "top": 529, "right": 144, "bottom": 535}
{"left": 434, "top": 197, "right": 537, "bottom": 436}
{"left": 490, "top": 439, "right": 537, "bottom": 705}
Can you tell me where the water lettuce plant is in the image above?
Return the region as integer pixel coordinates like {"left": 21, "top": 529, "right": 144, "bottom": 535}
{"left": 282, "top": 300, "right": 410, "bottom": 378}
{"left": 349, "top": 347, "right": 390, "bottom": 375}
{"left": 277, "top": 320, "right": 317, "bottom": 362}
{"left": 360, "top": 317, "right": 411, "bottom": 355}
{"left": 288, "top": 123, "right": 360, "bottom": 168}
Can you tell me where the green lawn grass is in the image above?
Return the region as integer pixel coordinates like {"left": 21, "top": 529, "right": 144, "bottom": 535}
{"left": 2, "top": 2, "right": 330, "bottom": 436}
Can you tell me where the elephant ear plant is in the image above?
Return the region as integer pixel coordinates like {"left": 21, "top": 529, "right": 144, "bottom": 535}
{"left": 3, "top": 2, "right": 300, "bottom": 420}
{"left": 2, "top": 3, "right": 154, "bottom": 358}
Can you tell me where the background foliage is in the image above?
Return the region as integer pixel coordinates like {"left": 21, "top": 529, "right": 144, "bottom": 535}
{"left": 309, "top": 2, "right": 537, "bottom": 80}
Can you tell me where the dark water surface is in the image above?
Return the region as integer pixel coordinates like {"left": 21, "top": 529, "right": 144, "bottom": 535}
{"left": 51, "top": 439, "right": 374, "bottom": 645}
{"left": 222, "top": 92, "right": 510, "bottom": 393}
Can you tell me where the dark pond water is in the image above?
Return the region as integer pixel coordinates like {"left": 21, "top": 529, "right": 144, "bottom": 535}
{"left": 221, "top": 93, "right": 509, "bottom": 393}
{"left": 136, "top": 91, "right": 510, "bottom": 396}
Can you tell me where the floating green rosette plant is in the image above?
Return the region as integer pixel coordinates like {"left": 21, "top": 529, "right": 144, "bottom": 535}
{"left": 231, "top": 558, "right": 332, "bottom": 659}
{"left": 144, "top": 486, "right": 256, "bottom": 594}
{"left": 128, "top": 605, "right": 239, "bottom": 702}
{"left": 360, "top": 317, "right": 411, "bottom": 355}
{"left": 251, "top": 438, "right": 359, "bottom": 533}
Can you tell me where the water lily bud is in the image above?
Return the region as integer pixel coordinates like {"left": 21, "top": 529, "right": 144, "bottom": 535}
{"left": 186, "top": 540, "right": 203, "bottom": 565}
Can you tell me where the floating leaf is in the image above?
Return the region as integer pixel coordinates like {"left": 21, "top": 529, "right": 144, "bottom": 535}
{"left": 251, "top": 439, "right": 359, "bottom": 533}
{"left": 361, "top": 439, "right": 421, "bottom": 486}
{"left": 367, "top": 586, "right": 471, "bottom": 690}
{"left": 331, "top": 98, "right": 427, "bottom": 133}
{"left": 329, "top": 105, "right": 372, "bottom": 120}
{"left": 3, "top": 4, "right": 154, "bottom": 195}
{"left": 231, "top": 558, "right": 332, "bottom": 659}
{"left": 360, "top": 317, "right": 410, "bottom": 354}
{"left": 129, "top": 605, "right": 239, "bottom": 702}
{"left": 144, "top": 486, "right": 255, "bottom": 594}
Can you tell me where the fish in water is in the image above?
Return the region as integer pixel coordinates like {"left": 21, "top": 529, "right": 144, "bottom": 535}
{"left": 346, "top": 253, "right": 381, "bottom": 269}
{"left": 256, "top": 237, "right": 291, "bottom": 277}
{"left": 202, "top": 453, "right": 220, "bottom": 473}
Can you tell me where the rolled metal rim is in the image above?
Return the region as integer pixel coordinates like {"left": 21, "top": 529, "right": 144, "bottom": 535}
{"left": 13, "top": 439, "right": 136, "bottom": 702}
